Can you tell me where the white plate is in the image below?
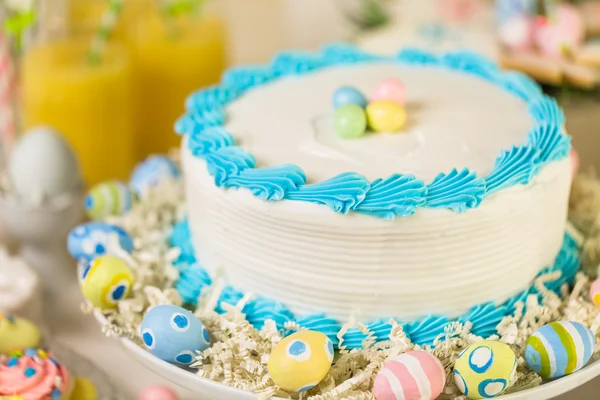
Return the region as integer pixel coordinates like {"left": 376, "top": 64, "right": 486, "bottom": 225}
{"left": 94, "top": 312, "right": 600, "bottom": 400}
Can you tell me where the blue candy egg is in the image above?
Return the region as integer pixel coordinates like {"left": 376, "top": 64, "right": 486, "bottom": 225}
{"left": 68, "top": 222, "right": 134, "bottom": 262}
{"left": 332, "top": 86, "right": 367, "bottom": 109}
{"left": 140, "top": 305, "right": 210, "bottom": 365}
{"left": 130, "top": 155, "right": 180, "bottom": 196}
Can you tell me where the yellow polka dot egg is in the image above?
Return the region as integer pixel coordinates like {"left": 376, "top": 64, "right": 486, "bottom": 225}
{"left": 453, "top": 340, "right": 517, "bottom": 399}
{"left": 81, "top": 255, "right": 134, "bottom": 309}
{"left": 268, "top": 331, "right": 334, "bottom": 393}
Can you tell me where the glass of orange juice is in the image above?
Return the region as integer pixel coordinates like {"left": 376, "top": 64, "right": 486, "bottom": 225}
{"left": 21, "top": 39, "right": 135, "bottom": 185}
{"left": 130, "top": 9, "right": 227, "bottom": 158}
{"left": 67, "top": 0, "right": 151, "bottom": 39}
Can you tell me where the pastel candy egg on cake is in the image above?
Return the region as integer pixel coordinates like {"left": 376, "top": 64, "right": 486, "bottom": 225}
{"left": 525, "top": 321, "right": 595, "bottom": 379}
{"left": 371, "top": 78, "right": 406, "bottom": 105}
{"left": 0, "top": 316, "right": 41, "bottom": 354}
{"left": 68, "top": 222, "right": 134, "bottom": 262}
{"left": 332, "top": 86, "right": 368, "bottom": 109}
{"left": 590, "top": 278, "right": 600, "bottom": 306}
{"left": 268, "top": 330, "right": 334, "bottom": 392}
{"left": 138, "top": 386, "right": 179, "bottom": 400}
{"left": 80, "top": 255, "right": 134, "bottom": 309}
{"left": 130, "top": 155, "right": 180, "bottom": 196}
{"left": 140, "top": 304, "right": 210, "bottom": 365}
{"left": 373, "top": 350, "right": 446, "bottom": 400}
{"left": 366, "top": 100, "right": 407, "bottom": 133}
{"left": 84, "top": 180, "right": 133, "bottom": 220}
{"left": 453, "top": 341, "right": 517, "bottom": 399}
{"left": 334, "top": 104, "right": 367, "bottom": 139}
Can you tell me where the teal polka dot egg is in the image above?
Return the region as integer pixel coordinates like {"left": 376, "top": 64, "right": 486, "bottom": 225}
{"left": 140, "top": 305, "right": 210, "bottom": 365}
{"left": 453, "top": 340, "right": 517, "bottom": 399}
{"left": 525, "top": 321, "right": 596, "bottom": 379}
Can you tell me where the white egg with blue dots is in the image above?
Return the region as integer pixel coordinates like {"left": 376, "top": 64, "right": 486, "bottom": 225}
{"left": 68, "top": 222, "right": 134, "bottom": 262}
{"left": 130, "top": 155, "right": 180, "bottom": 197}
{"left": 140, "top": 304, "right": 210, "bottom": 365}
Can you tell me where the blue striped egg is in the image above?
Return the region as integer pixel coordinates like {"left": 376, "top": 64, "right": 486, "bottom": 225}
{"left": 68, "top": 222, "right": 134, "bottom": 262}
{"left": 140, "top": 305, "right": 210, "bottom": 365}
{"left": 84, "top": 180, "right": 133, "bottom": 220}
{"left": 130, "top": 155, "right": 180, "bottom": 196}
{"left": 525, "top": 321, "right": 596, "bottom": 379}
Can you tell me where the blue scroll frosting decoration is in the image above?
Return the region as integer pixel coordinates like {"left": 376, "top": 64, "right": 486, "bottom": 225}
{"left": 205, "top": 147, "right": 256, "bottom": 186}
{"left": 223, "top": 164, "right": 306, "bottom": 201}
{"left": 171, "top": 219, "right": 580, "bottom": 349}
{"left": 187, "top": 127, "right": 235, "bottom": 157}
{"left": 396, "top": 47, "right": 440, "bottom": 65}
{"left": 485, "top": 145, "right": 540, "bottom": 195}
{"left": 178, "top": 43, "right": 572, "bottom": 219}
{"left": 285, "top": 172, "right": 371, "bottom": 214}
{"left": 527, "top": 123, "right": 571, "bottom": 165}
{"left": 425, "top": 168, "right": 485, "bottom": 213}
{"left": 355, "top": 174, "right": 427, "bottom": 219}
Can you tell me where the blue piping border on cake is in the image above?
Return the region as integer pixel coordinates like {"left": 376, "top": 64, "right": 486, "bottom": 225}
{"left": 173, "top": 219, "right": 581, "bottom": 350}
{"left": 175, "top": 43, "right": 571, "bottom": 220}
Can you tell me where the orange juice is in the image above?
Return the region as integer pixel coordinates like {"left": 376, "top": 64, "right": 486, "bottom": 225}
{"left": 131, "top": 12, "right": 227, "bottom": 157}
{"left": 22, "top": 39, "right": 135, "bottom": 185}
{"left": 68, "top": 0, "right": 151, "bottom": 38}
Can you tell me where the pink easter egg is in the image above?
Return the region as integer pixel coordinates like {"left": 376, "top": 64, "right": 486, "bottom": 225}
{"left": 534, "top": 5, "right": 584, "bottom": 59}
{"left": 570, "top": 149, "right": 579, "bottom": 179}
{"left": 138, "top": 386, "right": 179, "bottom": 400}
{"left": 373, "top": 350, "right": 446, "bottom": 400}
{"left": 590, "top": 278, "right": 600, "bottom": 307}
{"left": 499, "top": 15, "right": 535, "bottom": 52}
{"left": 371, "top": 79, "right": 406, "bottom": 105}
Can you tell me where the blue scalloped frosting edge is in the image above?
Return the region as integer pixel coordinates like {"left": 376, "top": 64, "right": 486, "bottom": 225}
{"left": 175, "top": 43, "right": 570, "bottom": 219}
{"left": 173, "top": 219, "right": 580, "bottom": 349}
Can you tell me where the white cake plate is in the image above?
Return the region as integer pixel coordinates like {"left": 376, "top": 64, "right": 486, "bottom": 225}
{"left": 95, "top": 312, "right": 600, "bottom": 400}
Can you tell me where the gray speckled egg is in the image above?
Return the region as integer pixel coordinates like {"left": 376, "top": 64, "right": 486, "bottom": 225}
{"left": 8, "top": 126, "right": 81, "bottom": 200}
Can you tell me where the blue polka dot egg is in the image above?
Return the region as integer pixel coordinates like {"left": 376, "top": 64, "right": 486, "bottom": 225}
{"left": 81, "top": 255, "right": 134, "bottom": 309}
{"left": 140, "top": 305, "right": 210, "bottom": 365}
{"left": 268, "top": 331, "right": 334, "bottom": 392}
{"left": 130, "top": 155, "right": 180, "bottom": 197}
{"left": 68, "top": 222, "right": 134, "bottom": 262}
{"left": 525, "top": 321, "right": 596, "bottom": 379}
{"left": 453, "top": 340, "right": 517, "bottom": 399}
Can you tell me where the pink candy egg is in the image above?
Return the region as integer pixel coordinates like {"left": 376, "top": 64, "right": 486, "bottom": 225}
{"left": 138, "top": 386, "right": 179, "bottom": 400}
{"left": 373, "top": 350, "right": 446, "bottom": 400}
{"left": 371, "top": 79, "right": 406, "bottom": 105}
{"left": 590, "top": 278, "right": 600, "bottom": 307}
{"left": 570, "top": 149, "right": 579, "bottom": 179}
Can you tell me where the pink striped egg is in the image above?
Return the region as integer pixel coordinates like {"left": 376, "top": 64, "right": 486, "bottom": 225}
{"left": 373, "top": 350, "right": 446, "bottom": 400}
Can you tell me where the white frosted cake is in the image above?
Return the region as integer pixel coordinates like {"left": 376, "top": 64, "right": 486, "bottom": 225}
{"left": 177, "top": 44, "right": 572, "bottom": 327}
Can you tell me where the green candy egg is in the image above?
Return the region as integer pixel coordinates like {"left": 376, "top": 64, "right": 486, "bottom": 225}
{"left": 334, "top": 104, "right": 367, "bottom": 139}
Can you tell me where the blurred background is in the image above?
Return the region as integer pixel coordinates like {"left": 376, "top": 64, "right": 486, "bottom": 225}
{"left": 0, "top": 0, "right": 598, "bottom": 188}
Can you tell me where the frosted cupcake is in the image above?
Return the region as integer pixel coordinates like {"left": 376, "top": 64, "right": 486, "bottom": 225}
{"left": 0, "top": 348, "right": 73, "bottom": 399}
{"left": 0, "top": 246, "right": 41, "bottom": 321}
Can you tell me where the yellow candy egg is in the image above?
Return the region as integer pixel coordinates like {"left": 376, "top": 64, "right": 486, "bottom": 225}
{"left": 81, "top": 255, "right": 134, "bottom": 309}
{"left": 72, "top": 377, "right": 99, "bottom": 400}
{"left": 366, "top": 100, "right": 407, "bottom": 132}
{"left": 454, "top": 341, "right": 517, "bottom": 399}
{"left": 0, "top": 316, "right": 41, "bottom": 354}
{"left": 268, "top": 331, "right": 334, "bottom": 393}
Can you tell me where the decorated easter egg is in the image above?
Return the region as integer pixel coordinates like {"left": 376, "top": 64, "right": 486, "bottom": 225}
{"left": 591, "top": 278, "right": 600, "bottom": 306}
{"left": 373, "top": 350, "right": 446, "bottom": 400}
{"left": 334, "top": 104, "right": 367, "bottom": 139}
{"left": 371, "top": 78, "right": 406, "bottom": 105}
{"left": 454, "top": 341, "right": 517, "bottom": 399}
{"left": 140, "top": 304, "right": 210, "bottom": 365}
{"left": 367, "top": 100, "right": 407, "bottom": 132}
{"left": 138, "top": 386, "right": 179, "bottom": 400}
{"left": 268, "top": 330, "right": 334, "bottom": 392}
{"left": 130, "top": 155, "right": 180, "bottom": 196}
{"left": 72, "top": 377, "right": 99, "bottom": 400}
{"left": 8, "top": 126, "right": 81, "bottom": 200}
{"left": 84, "top": 180, "right": 133, "bottom": 220}
{"left": 81, "top": 255, "right": 134, "bottom": 309}
{"left": 332, "top": 86, "right": 367, "bottom": 109}
{"left": 525, "top": 321, "right": 595, "bottom": 379}
{"left": 0, "top": 316, "right": 41, "bottom": 354}
{"left": 68, "top": 222, "right": 134, "bottom": 262}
